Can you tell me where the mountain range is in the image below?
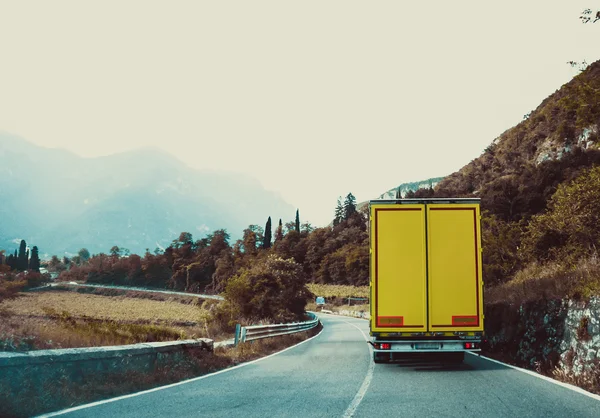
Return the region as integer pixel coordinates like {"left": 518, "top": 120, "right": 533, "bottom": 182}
{"left": 0, "top": 133, "right": 295, "bottom": 257}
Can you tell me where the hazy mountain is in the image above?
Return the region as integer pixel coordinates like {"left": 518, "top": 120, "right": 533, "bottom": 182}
{"left": 375, "top": 177, "right": 445, "bottom": 200}
{"left": 0, "top": 133, "right": 294, "bottom": 257}
{"left": 354, "top": 177, "right": 445, "bottom": 214}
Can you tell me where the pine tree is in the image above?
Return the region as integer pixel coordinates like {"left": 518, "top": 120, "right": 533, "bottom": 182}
{"left": 29, "top": 246, "right": 41, "bottom": 272}
{"left": 333, "top": 197, "right": 344, "bottom": 226}
{"left": 263, "top": 216, "right": 272, "bottom": 249}
{"left": 274, "top": 219, "right": 284, "bottom": 243}
{"left": 17, "top": 240, "right": 28, "bottom": 271}
{"left": 343, "top": 193, "right": 357, "bottom": 220}
{"left": 295, "top": 209, "right": 300, "bottom": 233}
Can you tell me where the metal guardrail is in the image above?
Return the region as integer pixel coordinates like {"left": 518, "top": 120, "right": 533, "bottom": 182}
{"left": 237, "top": 312, "right": 320, "bottom": 344}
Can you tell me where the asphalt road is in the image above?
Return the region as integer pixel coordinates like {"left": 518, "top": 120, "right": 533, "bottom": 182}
{"left": 43, "top": 314, "right": 600, "bottom": 418}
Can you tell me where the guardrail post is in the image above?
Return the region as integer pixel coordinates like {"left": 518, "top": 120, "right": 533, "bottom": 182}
{"left": 241, "top": 327, "right": 247, "bottom": 343}
{"left": 234, "top": 324, "right": 241, "bottom": 347}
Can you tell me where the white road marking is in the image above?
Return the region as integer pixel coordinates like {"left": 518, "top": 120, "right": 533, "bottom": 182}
{"left": 37, "top": 327, "right": 324, "bottom": 417}
{"left": 340, "top": 318, "right": 374, "bottom": 418}
{"left": 468, "top": 352, "right": 600, "bottom": 401}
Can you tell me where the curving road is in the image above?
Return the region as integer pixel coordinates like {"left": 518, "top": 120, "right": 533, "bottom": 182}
{"left": 42, "top": 314, "right": 600, "bottom": 418}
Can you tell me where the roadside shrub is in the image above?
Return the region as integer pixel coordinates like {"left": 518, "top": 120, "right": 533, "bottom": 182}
{"left": 521, "top": 165, "right": 600, "bottom": 264}
{"left": 486, "top": 254, "right": 600, "bottom": 305}
{"left": 481, "top": 212, "right": 524, "bottom": 286}
{"left": 0, "top": 279, "right": 28, "bottom": 301}
{"left": 224, "top": 255, "right": 313, "bottom": 323}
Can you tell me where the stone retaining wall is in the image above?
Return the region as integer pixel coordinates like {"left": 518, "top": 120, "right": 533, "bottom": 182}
{"left": 0, "top": 338, "right": 212, "bottom": 417}
{"left": 484, "top": 297, "right": 600, "bottom": 385}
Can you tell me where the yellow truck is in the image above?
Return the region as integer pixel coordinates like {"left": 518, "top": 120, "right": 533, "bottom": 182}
{"left": 369, "top": 198, "right": 484, "bottom": 363}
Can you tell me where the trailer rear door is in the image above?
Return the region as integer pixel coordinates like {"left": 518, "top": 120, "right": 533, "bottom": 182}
{"left": 426, "top": 204, "right": 484, "bottom": 332}
{"left": 370, "top": 204, "right": 427, "bottom": 333}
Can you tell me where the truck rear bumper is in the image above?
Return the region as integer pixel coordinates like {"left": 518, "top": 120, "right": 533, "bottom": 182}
{"left": 371, "top": 339, "right": 481, "bottom": 353}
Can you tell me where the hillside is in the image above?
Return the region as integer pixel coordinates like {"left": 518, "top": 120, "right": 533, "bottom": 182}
{"left": 432, "top": 60, "right": 600, "bottom": 288}
{"left": 436, "top": 61, "right": 600, "bottom": 222}
{"left": 0, "top": 133, "right": 294, "bottom": 256}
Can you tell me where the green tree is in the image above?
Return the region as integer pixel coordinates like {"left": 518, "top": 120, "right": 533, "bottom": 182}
{"left": 224, "top": 255, "right": 312, "bottom": 321}
{"left": 110, "top": 246, "right": 121, "bottom": 258}
{"left": 48, "top": 255, "right": 67, "bottom": 273}
{"left": 263, "top": 216, "right": 272, "bottom": 249}
{"left": 172, "top": 232, "right": 193, "bottom": 249}
{"left": 17, "top": 240, "right": 28, "bottom": 271}
{"left": 29, "top": 246, "right": 41, "bottom": 272}
{"left": 78, "top": 248, "right": 91, "bottom": 262}
{"left": 210, "top": 250, "right": 235, "bottom": 293}
{"left": 0, "top": 251, "right": 9, "bottom": 274}
{"left": 295, "top": 209, "right": 300, "bottom": 233}
{"left": 333, "top": 197, "right": 344, "bottom": 226}
{"left": 274, "top": 219, "right": 284, "bottom": 244}
{"left": 242, "top": 227, "right": 258, "bottom": 256}
{"left": 7, "top": 253, "right": 15, "bottom": 270}
{"left": 284, "top": 220, "right": 296, "bottom": 234}
{"left": 343, "top": 193, "right": 357, "bottom": 220}
{"left": 301, "top": 222, "right": 315, "bottom": 234}
{"left": 521, "top": 166, "right": 600, "bottom": 263}
{"left": 481, "top": 213, "right": 524, "bottom": 286}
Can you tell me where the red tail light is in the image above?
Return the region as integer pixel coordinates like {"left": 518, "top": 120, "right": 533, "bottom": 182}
{"left": 464, "top": 342, "right": 479, "bottom": 349}
{"left": 381, "top": 343, "right": 391, "bottom": 350}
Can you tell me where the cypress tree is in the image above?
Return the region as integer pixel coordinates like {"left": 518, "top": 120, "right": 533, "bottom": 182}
{"left": 29, "top": 246, "right": 41, "bottom": 272}
{"left": 7, "top": 254, "right": 15, "bottom": 270}
{"left": 274, "top": 219, "right": 284, "bottom": 243}
{"left": 18, "top": 240, "right": 28, "bottom": 271}
{"left": 263, "top": 217, "right": 272, "bottom": 249}
{"left": 295, "top": 209, "right": 300, "bottom": 233}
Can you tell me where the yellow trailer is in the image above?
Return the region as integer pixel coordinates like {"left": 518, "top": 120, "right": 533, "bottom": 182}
{"left": 369, "top": 198, "right": 484, "bottom": 363}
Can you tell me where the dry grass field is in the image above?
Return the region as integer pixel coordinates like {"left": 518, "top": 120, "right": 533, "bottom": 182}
{"left": 0, "top": 290, "right": 227, "bottom": 351}
{"left": 306, "top": 283, "right": 369, "bottom": 300}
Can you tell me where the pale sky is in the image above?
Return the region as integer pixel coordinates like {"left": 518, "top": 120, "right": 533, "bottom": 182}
{"left": 1, "top": 1, "right": 598, "bottom": 226}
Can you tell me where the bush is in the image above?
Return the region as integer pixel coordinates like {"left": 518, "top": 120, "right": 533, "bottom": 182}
{"left": 521, "top": 165, "right": 600, "bottom": 264}
{"left": 224, "top": 255, "right": 313, "bottom": 323}
{"left": 486, "top": 254, "right": 600, "bottom": 305}
{"left": 481, "top": 212, "right": 524, "bottom": 286}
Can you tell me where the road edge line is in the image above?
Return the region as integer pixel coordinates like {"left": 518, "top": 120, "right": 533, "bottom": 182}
{"left": 37, "top": 326, "right": 325, "bottom": 417}
{"left": 468, "top": 352, "right": 600, "bottom": 401}
{"left": 340, "top": 318, "right": 374, "bottom": 418}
